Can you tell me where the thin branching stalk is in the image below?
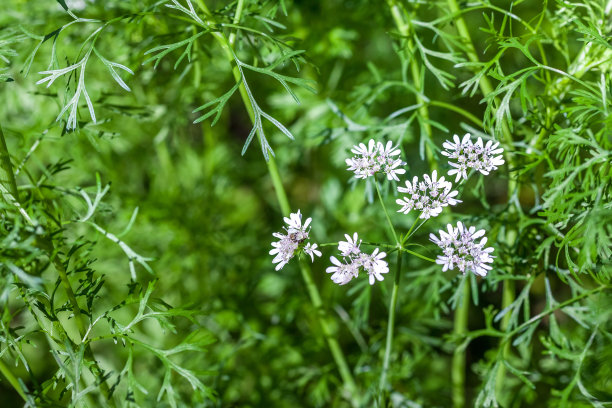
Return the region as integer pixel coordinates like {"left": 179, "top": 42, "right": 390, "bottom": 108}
{"left": 375, "top": 181, "right": 399, "bottom": 245}
{"left": 193, "top": 0, "right": 359, "bottom": 402}
{"left": 374, "top": 180, "right": 404, "bottom": 393}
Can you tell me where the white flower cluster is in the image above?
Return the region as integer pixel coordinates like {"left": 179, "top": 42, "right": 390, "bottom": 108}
{"left": 270, "top": 210, "right": 321, "bottom": 270}
{"left": 441, "top": 133, "right": 505, "bottom": 182}
{"left": 396, "top": 170, "right": 460, "bottom": 219}
{"left": 346, "top": 139, "right": 406, "bottom": 181}
{"left": 326, "top": 233, "right": 389, "bottom": 285}
{"left": 429, "top": 222, "right": 494, "bottom": 277}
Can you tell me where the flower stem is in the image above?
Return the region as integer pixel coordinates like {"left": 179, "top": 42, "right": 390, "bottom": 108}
{"left": 401, "top": 247, "right": 435, "bottom": 263}
{"left": 373, "top": 179, "right": 405, "bottom": 393}
{"left": 401, "top": 218, "right": 422, "bottom": 246}
{"left": 379, "top": 249, "right": 403, "bottom": 392}
{"left": 452, "top": 278, "right": 470, "bottom": 408}
{"left": 195, "top": 2, "right": 358, "bottom": 402}
{"left": 374, "top": 180, "right": 399, "bottom": 245}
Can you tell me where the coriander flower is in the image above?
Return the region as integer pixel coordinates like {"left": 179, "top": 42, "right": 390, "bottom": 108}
{"left": 326, "top": 256, "right": 360, "bottom": 285}
{"left": 338, "top": 232, "right": 362, "bottom": 257}
{"left": 270, "top": 210, "right": 321, "bottom": 270}
{"left": 326, "top": 232, "right": 388, "bottom": 285}
{"left": 441, "top": 133, "right": 505, "bottom": 182}
{"left": 356, "top": 248, "right": 389, "bottom": 284}
{"left": 304, "top": 243, "right": 322, "bottom": 261}
{"left": 429, "top": 222, "right": 494, "bottom": 277}
{"left": 346, "top": 139, "right": 406, "bottom": 181}
{"left": 284, "top": 211, "right": 312, "bottom": 234}
{"left": 396, "top": 170, "right": 460, "bottom": 219}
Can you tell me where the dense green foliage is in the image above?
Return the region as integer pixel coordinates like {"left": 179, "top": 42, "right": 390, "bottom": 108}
{"left": 1, "top": 0, "right": 611, "bottom": 406}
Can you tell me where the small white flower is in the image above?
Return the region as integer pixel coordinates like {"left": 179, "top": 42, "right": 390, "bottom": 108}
{"left": 429, "top": 221, "right": 494, "bottom": 277}
{"left": 441, "top": 133, "right": 505, "bottom": 182}
{"left": 327, "top": 234, "right": 388, "bottom": 286}
{"left": 304, "top": 243, "right": 322, "bottom": 262}
{"left": 283, "top": 210, "right": 312, "bottom": 235}
{"left": 357, "top": 248, "right": 389, "bottom": 284}
{"left": 326, "top": 256, "right": 359, "bottom": 285}
{"left": 396, "top": 170, "right": 460, "bottom": 219}
{"left": 346, "top": 139, "right": 406, "bottom": 181}
{"left": 271, "top": 210, "right": 320, "bottom": 270}
{"left": 338, "top": 232, "right": 362, "bottom": 257}
{"left": 269, "top": 233, "right": 298, "bottom": 271}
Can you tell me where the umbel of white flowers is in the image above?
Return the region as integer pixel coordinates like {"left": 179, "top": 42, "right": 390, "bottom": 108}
{"left": 345, "top": 139, "right": 406, "bottom": 181}
{"left": 429, "top": 222, "right": 494, "bottom": 276}
{"left": 270, "top": 210, "right": 321, "bottom": 270}
{"left": 343, "top": 134, "right": 505, "bottom": 278}
{"left": 396, "top": 170, "right": 460, "bottom": 219}
{"left": 441, "top": 133, "right": 505, "bottom": 182}
{"left": 326, "top": 233, "right": 389, "bottom": 285}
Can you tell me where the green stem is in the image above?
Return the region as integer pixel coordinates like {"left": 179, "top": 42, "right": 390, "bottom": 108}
{"left": 379, "top": 250, "right": 403, "bottom": 392}
{"left": 0, "top": 124, "right": 20, "bottom": 202}
{"left": 374, "top": 180, "right": 399, "bottom": 245}
{"left": 401, "top": 247, "right": 435, "bottom": 263}
{"left": 452, "top": 278, "right": 470, "bottom": 408}
{"left": 400, "top": 218, "right": 422, "bottom": 246}
{"left": 446, "top": 0, "right": 493, "bottom": 96}
{"left": 266, "top": 157, "right": 290, "bottom": 214}
{"left": 0, "top": 358, "right": 28, "bottom": 402}
{"left": 373, "top": 179, "right": 404, "bottom": 392}
{"left": 428, "top": 100, "right": 483, "bottom": 128}
{"left": 194, "top": 1, "right": 358, "bottom": 402}
{"left": 445, "top": 0, "right": 513, "bottom": 146}
{"left": 54, "top": 257, "right": 87, "bottom": 335}
{"left": 495, "top": 273, "right": 516, "bottom": 401}
{"left": 507, "top": 285, "right": 608, "bottom": 339}
{"left": 386, "top": 0, "right": 437, "bottom": 171}
{"left": 298, "top": 259, "right": 358, "bottom": 403}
